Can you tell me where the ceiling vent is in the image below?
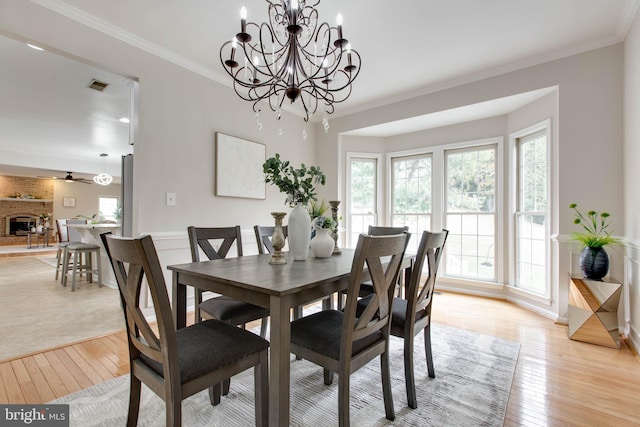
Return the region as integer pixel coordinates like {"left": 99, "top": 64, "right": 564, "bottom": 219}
{"left": 87, "top": 79, "right": 109, "bottom": 92}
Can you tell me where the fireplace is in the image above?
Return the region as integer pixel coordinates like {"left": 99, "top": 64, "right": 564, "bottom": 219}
{"left": 5, "top": 215, "right": 39, "bottom": 236}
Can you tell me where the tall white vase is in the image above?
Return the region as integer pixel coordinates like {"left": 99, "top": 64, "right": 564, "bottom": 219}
{"left": 288, "top": 203, "right": 311, "bottom": 261}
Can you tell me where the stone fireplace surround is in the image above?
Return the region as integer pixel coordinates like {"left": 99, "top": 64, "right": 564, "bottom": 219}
{"left": 0, "top": 176, "right": 54, "bottom": 245}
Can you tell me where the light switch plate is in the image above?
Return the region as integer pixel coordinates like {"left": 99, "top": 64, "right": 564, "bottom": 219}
{"left": 166, "top": 192, "right": 176, "bottom": 206}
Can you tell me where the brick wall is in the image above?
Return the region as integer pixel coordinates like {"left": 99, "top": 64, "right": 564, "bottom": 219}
{"left": 0, "top": 176, "right": 55, "bottom": 245}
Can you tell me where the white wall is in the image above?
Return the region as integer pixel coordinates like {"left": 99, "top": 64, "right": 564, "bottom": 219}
{"left": 624, "top": 9, "right": 640, "bottom": 349}
{"left": 52, "top": 180, "right": 120, "bottom": 222}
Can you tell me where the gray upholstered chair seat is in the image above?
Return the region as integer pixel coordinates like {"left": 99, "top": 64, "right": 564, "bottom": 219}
{"left": 290, "top": 310, "right": 383, "bottom": 361}
{"left": 142, "top": 319, "right": 269, "bottom": 383}
{"left": 356, "top": 296, "right": 426, "bottom": 327}
{"left": 199, "top": 296, "right": 270, "bottom": 324}
{"left": 66, "top": 242, "right": 100, "bottom": 250}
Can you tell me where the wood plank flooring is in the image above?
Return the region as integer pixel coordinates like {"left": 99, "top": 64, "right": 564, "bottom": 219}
{"left": 0, "top": 292, "right": 638, "bottom": 426}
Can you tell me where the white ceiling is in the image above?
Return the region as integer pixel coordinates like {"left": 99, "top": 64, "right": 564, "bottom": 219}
{"left": 1, "top": 0, "right": 638, "bottom": 176}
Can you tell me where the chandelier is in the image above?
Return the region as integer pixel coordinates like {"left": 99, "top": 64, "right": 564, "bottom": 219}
{"left": 93, "top": 153, "right": 113, "bottom": 186}
{"left": 219, "top": 0, "right": 361, "bottom": 126}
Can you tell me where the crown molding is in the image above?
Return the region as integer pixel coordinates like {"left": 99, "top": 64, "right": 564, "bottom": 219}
{"left": 29, "top": 0, "right": 226, "bottom": 87}
{"left": 618, "top": 0, "right": 640, "bottom": 39}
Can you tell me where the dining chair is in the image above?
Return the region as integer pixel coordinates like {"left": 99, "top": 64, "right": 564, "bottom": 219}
{"left": 290, "top": 233, "right": 410, "bottom": 426}
{"left": 386, "top": 229, "right": 448, "bottom": 409}
{"left": 101, "top": 233, "right": 269, "bottom": 427}
{"left": 187, "top": 226, "right": 269, "bottom": 336}
{"left": 188, "top": 226, "right": 270, "bottom": 396}
{"left": 338, "top": 225, "right": 410, "bottom": 309}
{"left": 253, "top": 224, "right": 288, "bottom": 254}
{"left": 367, "top": 225, "right": 410, "bottom": 236}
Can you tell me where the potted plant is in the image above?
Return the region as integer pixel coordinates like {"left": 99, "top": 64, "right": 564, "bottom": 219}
{"left": 569, "top": 203, "right": 621, "bottom": 280}
{"left": 263, "top": 153, "right": 326, "bottom": 260}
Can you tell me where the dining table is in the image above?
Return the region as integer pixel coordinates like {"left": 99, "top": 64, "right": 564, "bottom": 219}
{"left": 168, "top": 249, "right": 413, "bottom": 427}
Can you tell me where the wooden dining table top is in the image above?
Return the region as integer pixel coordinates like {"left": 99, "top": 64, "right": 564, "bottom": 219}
{"left": 168, "top": 249, "right": 357, "bottom": 297}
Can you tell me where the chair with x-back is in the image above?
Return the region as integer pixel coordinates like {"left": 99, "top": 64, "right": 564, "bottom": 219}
{"left": 390, "top": 229, "right": 448, "bottom": 409}
{"left": 290, "top": 233, "right": 410, "bottom": 426}
{"left": 187, "top": 226, "right": 270, "bottom": 335}
{"left": 337, "top": 225, "right": 410, "bottom": 310}
{"left": 188, "top": 226, "right": 270, "bottom": 398}
{"left": 253, "top": 224, "right": 288, "bottom": 255}
{"left": 101, "top": 233, "right": 269, "bottom": 427}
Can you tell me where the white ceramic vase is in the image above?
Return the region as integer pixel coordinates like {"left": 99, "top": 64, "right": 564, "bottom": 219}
{"left": 288, "top": 203, "right": 311, "bottom": 261}
{"left": 310, "top": 228, "right": 334, "bottom": 258}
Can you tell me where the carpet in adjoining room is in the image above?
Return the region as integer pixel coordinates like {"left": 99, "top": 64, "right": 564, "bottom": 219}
{"left": 0, "top": 255, "right": 123, "bottom": 361}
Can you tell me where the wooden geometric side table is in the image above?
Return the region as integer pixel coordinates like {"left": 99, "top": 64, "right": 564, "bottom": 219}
{"left": 568, "top": 276, "right": 622, "bottom": 349}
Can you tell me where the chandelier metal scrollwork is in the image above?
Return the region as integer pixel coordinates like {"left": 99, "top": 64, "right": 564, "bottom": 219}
{"left": 219, "top": 0, "right": 361, "bottom": 125}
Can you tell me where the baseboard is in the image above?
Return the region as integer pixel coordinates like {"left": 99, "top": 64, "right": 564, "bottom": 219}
{"left": 627, "top": 325, "right": 640, "bottom": 356}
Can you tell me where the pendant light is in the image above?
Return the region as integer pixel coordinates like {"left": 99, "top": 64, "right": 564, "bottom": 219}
{"left": 93, "top": 153, "right": 113, "bottom": 185}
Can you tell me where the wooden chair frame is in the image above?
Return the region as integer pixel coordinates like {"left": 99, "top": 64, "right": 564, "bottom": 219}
{"left": 290, "top": 233, "right": 409, "bottom": 426}
{"left": 187, "top": 226, "right": 268, "bottom": 331}
{"left": 101, "top": 233, "right": 269, "bottom": 427}
{"left": 391, "top": 229, "right": 448, "bottom": 409}
{"left": 253, "top": 224, "right": 288, "bottom": 255}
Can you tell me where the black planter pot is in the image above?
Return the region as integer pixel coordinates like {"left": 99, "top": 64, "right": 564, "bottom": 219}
{"left": 579, "top": 246, "right": 609, "bottom": 280}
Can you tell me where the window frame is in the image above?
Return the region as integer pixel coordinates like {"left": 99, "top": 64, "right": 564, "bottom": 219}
{"left": 345, "top": 152, "right": 382, "bottom": 248}
{"left": 386, "top": 137, "right": 503, "bottom": 285}
{"left": 389, "top": 152, "right": 433, "bottom": 251}
{"left": 443, "top": 143, "right": 499, "bottom": 281}
{"left": 98, "top": 195, "right": 119, "bottom": 222}
{"left": 509, "top": 120, "right": 552, "bottom": 299}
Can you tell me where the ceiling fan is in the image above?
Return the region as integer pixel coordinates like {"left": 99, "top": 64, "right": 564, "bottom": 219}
{"left": 38, "top": 172, "right": 93, "bottom": 184}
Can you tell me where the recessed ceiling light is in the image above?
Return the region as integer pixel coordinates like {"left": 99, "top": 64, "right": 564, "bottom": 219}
{"left": 118, "top": 117, "right": 130, "bottom": 124}
{"left": 26, "top": 44, "right": 43, "bottom": 51}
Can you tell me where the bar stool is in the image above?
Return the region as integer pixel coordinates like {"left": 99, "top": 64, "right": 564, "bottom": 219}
{"left": 55, "top": 219, "right": 85, "bottom": 282}
{"left": 61, "top": 243, "right": 102, "bottom": 291}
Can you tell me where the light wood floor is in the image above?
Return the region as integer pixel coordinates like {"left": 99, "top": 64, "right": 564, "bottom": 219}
{"left": 1, "top": 292, "right": 638, "bottom": 426}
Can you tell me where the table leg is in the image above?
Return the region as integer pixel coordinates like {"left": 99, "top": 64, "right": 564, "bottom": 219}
{"left": 269, "top": 294, "right": 291, "bottom": 427}
{"left": 172, "top": 271, "right": 187, "bottom": 330}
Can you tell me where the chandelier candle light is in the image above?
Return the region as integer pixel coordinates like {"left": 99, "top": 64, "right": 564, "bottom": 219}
{"left": 220, "top": 0, "right": 361, "bottom": 126}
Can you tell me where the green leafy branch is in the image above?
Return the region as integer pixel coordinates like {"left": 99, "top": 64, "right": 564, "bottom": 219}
{"left": 263, "top": 153, "right": 326, "bottom": 207}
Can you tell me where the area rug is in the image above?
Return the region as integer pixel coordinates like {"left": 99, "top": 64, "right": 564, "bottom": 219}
{"left": 35, "top": 254, "right": 58, "bottom": 267}
{"left": 53, "top": 324, "right": 519, "bottom": 426}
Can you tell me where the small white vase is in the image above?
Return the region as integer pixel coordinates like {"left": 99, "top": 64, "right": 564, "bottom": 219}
{"left": 310, "top": 228, "right": 334, "bottom": 258}
{"left": 288, "top": 203, "right": 311, "bottom": 261}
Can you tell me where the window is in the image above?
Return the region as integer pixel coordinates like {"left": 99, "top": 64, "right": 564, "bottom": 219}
{"left": 390, "top": 154, "right": 432, "bottom": 253}
{"left": 347, "top": 156, "right": 379, "bottom": 247}
{"left": 444, "top": 145, "right": 497, "bottom": 280}
{"left": 98, "top": 196, "right": 119, "bottom": 222}
{"left": 515, "top": 130, "right": 547, "bottom": 294}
